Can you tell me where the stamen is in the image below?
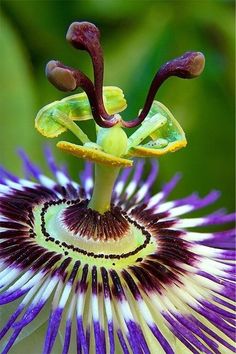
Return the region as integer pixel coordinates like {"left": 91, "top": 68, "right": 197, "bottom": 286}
{"left": 66, "top": 21, "right": 112, "bottom": 120}
{"left": 123, "top": 51, "right": 205, "bottom": 128}
{"left": 46, "top": 60, "right": 118, "bottom": 128}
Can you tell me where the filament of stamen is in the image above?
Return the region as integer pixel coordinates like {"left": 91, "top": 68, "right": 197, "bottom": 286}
{"left": 51, "top": 109, "right": 90, "bottom": 144}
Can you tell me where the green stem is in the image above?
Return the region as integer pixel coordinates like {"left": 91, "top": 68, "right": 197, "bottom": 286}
{"left": 88, "top": 164, "right": 120, "bottom": 214}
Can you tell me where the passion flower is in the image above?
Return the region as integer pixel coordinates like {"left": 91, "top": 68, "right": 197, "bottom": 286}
{"left": 0, "top": 21, "right": 234, "bottom": 354}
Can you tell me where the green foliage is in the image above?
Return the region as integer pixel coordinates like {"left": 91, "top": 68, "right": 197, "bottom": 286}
{"left": 0, "top": 0, "right": 234, "bottom": 211}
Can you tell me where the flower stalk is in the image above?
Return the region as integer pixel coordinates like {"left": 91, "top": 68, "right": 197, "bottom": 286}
{"left": 88, "top": 164, "right": 120, "bottom": 213}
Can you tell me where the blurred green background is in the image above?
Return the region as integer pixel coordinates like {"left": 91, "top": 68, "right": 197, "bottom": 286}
{"left": 0, "top": 0, "right": 235, "bottom": 212}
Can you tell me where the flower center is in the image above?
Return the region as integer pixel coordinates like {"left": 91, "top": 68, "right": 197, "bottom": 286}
{"left": 32, "top": 199, "right": 157, "bottom": 268}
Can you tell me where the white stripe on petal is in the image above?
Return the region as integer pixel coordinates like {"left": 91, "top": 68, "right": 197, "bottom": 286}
{"left": 104, "top": 297, "right": 113, "bottom": 323}
{"left": 4, "top": 180, "right": 23, "bottom": 191}
{"left": 92, "top": 294, "right": 99, "bottom": 321}
{"left": 56, "top": 171, "right": 70, "bottom": 187}
{"left": 114, "top": 180, "right": 124, "bottom": 196}
{"left": 67, "top": 293, "right": 76, "bottom": 320}
{"left": 182, "top": 231, "right": 212, "bottom": 242}
{"left": 197, "top": 258, "right": 233, "bottom": 275}
{"left": 85, "top": 177, "right": 93, "bottom": 193}
{"left": 0, "top": 268, "right": 20, "bottom": 288}
{"left": 19, "top": 179, "right": 37, "bottom": 188}
{"left": 77, "top": 293, "right": 86, "bottom": 317}
{"left": 59, "top": 283, "right": 72, "bottom": 308}
{"left": 120, "top": 300, "right": 134, "bottom": 322}
{"left": 0, "top": 184, "right": 11, "bottom": 193}
{"left": 154, "top": 201, "right": 175, "bottom": 213}
{"left": 41, "top": 277, "right": 59, "bottom": 302}
{"left": 190, "top": 244, "right": 225, "bottom": 258}
{"left": 21, "top": 278, "right": 45, "bottom": 306}
{"left": 168, "top": 205, "right": 193, "bottom": 217}
{"left": 38, "top": 175, "right": 57, "bottom": 189}
{"left": 146, "top": 192, "right": 164, "bottom": 209}
{"left": 125, "top": 181, "right": 137, "bottom": 199}
{"left": 4, "top": 270, "right": 34, "bottom": 292}
{"left": 52, "top": 280, "right": 64, "bottom": 309}
{"left": 21, "top": 271, "right": 46, "bottom": 291}
{"left": 137, "top": 299, "right": 154, "bottom": 326}
{"left": 190, "top": 274, "right": 223, "bottom": 292}
{"left": 175, "top": 218, "right": 206, "bottom": 228}
{"left": 0, "top": 216, "right": 8, "bottom": 222}
{"left": 135, "top": 185, "right": 149, "bottom": 203}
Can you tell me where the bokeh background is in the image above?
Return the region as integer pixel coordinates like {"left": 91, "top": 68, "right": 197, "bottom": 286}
{"left": 0, "top": 0, "right": 235, "bottom": 213}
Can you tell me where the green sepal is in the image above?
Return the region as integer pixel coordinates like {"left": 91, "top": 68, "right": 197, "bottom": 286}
{"left": 127, "top": 101, "right": 187, "bottom": 157}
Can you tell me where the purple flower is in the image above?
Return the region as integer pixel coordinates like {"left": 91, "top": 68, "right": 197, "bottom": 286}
{"left": 0, "top": 21, "right": 234, "bottom": 354}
